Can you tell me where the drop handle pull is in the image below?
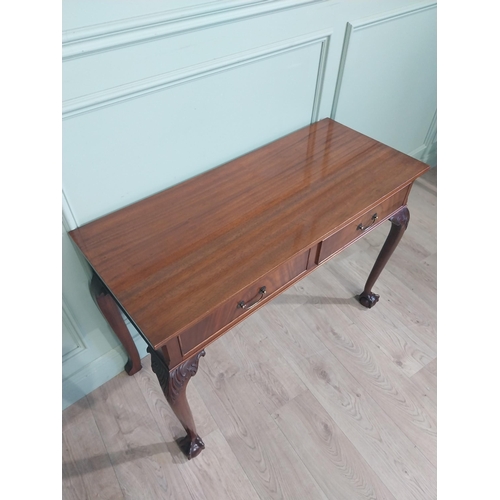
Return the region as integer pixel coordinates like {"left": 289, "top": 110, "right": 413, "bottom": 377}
{"left": 357, "top": 213, "right": 378, "bottom": 231}
{"left": 238, "top": 286, "right": 267, "bottom": 310}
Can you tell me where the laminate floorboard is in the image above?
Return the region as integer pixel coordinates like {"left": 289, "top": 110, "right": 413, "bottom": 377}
{"left": 62, "top": 169, "right": 436, "bottom": 499}
{"left": 62, "top": 396, "right": 124, "bottom": 500}
{"left": 195, "top": 339, "right": 330, "bottom": 500}
{"left": 283, "top": 349, "right": 437, "bottom": 500}
{"left": 410, "top": 359, "right": 437, "bottom": 408}
{"left": 86, "top": 372, "right": 194, "bottom": 500}
{"left": 294, "top": 304, "right": 437, "bottom": 467}
{"left": 273, "top": 391, "right": 398, "bottom": 500}
{"left": 329, "top": 258, "right": 437, "bottom": 352}
{"left": 291, "top": 263, "right": 435, "bottom": 378}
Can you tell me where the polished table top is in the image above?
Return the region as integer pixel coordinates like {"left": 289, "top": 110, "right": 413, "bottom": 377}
{"left": 70, "top": 118, "right": 428, "bottom": 349}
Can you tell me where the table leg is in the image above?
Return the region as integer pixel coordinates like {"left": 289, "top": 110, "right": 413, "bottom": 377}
{"left": 90, "top": 273, "right": 142, "bottom": 375}
{"left": 358, "top": 205, "right": 410, "bottom": 308}
{"left": 147, "top": 346, "right": 206, "bottom": 459}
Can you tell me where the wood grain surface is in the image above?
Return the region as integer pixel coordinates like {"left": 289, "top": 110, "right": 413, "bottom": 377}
{"left": 62, "top": 397, "right": 124, "bottom": 500}
{"left": 63, "top": 170, "right": 436, "bottom": 500}
{"left": 69, "top": 118, "right": 428, "bottom": 349}
{"left": 85, "top": 372, "right": 193, "bottom": 500}
{"left": 273, "top": 390, "right": 398, "bottom": 500}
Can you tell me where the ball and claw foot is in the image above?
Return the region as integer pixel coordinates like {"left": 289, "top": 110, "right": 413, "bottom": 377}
{"left": 177, "top": 435, "right": 205, "bottom": 460}
{"left": 358, "top": 291, "right": 380, "bottom": 308}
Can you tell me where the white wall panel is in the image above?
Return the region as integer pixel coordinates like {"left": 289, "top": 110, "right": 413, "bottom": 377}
{"left": 63, "top": 9, "right": 331, "bottom": 102}
{"left": 63, "top": 38, "right": 326, "bottom": 225}
{"left": 62, "top": 0, "right": 325, "bottom": 62}
{"left": 332, "top": 2, "right": 436, "bottom": 156}
{"left": 63, "top": 0, "right": 323, "bottom": 36}
{"left": 62, "top": 300, "right": 85, "bottom": 362}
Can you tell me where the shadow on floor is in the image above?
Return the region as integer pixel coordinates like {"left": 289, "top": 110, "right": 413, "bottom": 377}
{"left": 271, "top": 294, "right": 368, "bottom": 310}
{"left": 62, "top": 441, "right": 188, "bottom": 478}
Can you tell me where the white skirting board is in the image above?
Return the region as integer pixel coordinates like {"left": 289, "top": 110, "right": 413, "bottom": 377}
{"left": 62, "top": 325, "right": 148, "bottom": 410}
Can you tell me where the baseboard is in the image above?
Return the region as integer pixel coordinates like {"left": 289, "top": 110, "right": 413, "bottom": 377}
{"left": 62, "top": 331, "right": 148, "bottom": 410}
{"left": 423, "top": 143, "right": 437, "bottom": 167}
{"left": 408, "top": 144, "right": 427, "bottom": 161}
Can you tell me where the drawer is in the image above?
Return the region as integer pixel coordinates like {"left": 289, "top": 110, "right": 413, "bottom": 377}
{"left": 317, "top": 188, "right": 408, "bottom": 265}
{"left": 178, "top": 250, "right": 309, "bottom": 356}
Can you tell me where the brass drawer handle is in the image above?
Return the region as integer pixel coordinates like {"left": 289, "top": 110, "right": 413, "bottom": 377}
{"left": 357, "top": 213, "right": 378, "bottom": 231}
{"left": 238, "top": 286, "right": 267, "bottom": 310}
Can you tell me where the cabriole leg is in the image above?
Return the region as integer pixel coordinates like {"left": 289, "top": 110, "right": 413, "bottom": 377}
{"left": 90, "top": 273, "right": 142, "bottom": 375}
{"left": 147, "top": 347, "right": 205, "bottom": 459}
{"left": 358, "top": 206, "right": 410, "bottom": 308}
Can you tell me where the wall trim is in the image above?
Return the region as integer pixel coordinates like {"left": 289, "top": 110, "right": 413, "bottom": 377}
{"left": 422, "top": 110, "right": 437, "bottom": 165}
{"left": 62, "top": 191, "right": 78, "bottom": 231}
{"left": 406, "top": 110, "right": 436, "bottom": 162}
{"left": 310, "top": 35, "right": 330, "bottom": 123}
{"left": 348, "top": 1, "right": 436, "bottom": 31}
{"left": 63, "top": 347, "right": 125, "bottom": 409}
{"left": 330, "top": 21, "right": 352, "bottom": 120}
{"left": 62, "top": 326, "right": 147, "bottom": 410}
{"left": 331, "top": 1, "right": 436, "bottom": 119}
{"left": 62, "top": 0, "right": 326, "bottom": 61}
{"left": 62, "top": 299, "right": 86, "bottom": 363}
{"left": 408, "top": 144, "right": 427, "bottom": 160}
{"left": 423, "top": 110, "right": 437, "bottom": 147}
{"left": 63, "top": 33, "right": 331, "bottom": 120}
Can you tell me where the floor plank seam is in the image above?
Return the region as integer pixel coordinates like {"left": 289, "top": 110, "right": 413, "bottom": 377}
{"left": 319, "top": 339, "right": 437, "bottom": 473}
{"left": 82, "top": 394, "right": 128, "bottom": 500}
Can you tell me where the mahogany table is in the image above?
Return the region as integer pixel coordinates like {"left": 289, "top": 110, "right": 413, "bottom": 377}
{"left": 69, "top": 118, "right": 429, "bottom": 459}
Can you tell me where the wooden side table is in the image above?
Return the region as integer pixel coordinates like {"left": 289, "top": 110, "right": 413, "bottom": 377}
{"left": 69, "top": 118, "right": 429, "bottom": 459}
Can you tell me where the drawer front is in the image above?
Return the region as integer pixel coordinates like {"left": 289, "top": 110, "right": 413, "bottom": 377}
{"left": 178, "top": 250, "right": 309, "bottom": 356}
{"left": 317, "top": 188, "right": 408, "bottom": 265}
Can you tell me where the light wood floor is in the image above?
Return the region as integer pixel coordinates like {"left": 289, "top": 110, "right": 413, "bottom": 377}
{"left": 62, "top": 168, "right": 437, "bottom": 500}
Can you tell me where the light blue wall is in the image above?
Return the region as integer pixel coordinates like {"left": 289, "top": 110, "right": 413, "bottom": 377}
{"left": 332, "top": 3, "right": 437, "bottom": 161}
{"left": 62, "top": 0, "right": 437, "bottom": 409}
